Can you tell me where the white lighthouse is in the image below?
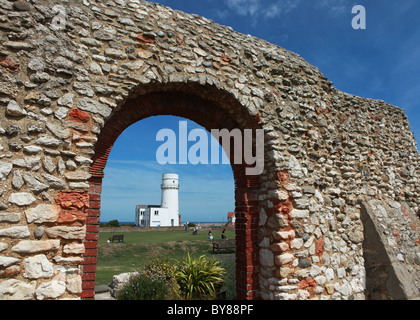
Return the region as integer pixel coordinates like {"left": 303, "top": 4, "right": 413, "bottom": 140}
{"left": 161, "top": 173, "right": 179, "bottom": 224}
{"left": 135, "top": 173, "right": 180, "bottom": 227}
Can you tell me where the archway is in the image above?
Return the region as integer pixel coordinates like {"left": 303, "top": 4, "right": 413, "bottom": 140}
{"left": 81, "top": 86, "right": 263, "bottom": 300}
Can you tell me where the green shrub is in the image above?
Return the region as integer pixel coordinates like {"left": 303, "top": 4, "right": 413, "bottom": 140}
{"left": 141, "top": 258, "right": 181, "bottom": 299}
{"left": 101, "top": 219, "right": 119, "bottom": 227}
{"left": 116, "top": 273, "right": 168, "bottom": 300}
{"left": 175, "top": 252, "right": 225, "bottom": 300}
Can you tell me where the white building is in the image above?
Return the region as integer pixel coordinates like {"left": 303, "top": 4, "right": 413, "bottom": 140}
{"left": 135, "top": 173, "right": 180, "bottom": 227}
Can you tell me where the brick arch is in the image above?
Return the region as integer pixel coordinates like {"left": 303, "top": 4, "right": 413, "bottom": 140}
{"left": 82, "top": 87, "right": 262, "bottom": 300}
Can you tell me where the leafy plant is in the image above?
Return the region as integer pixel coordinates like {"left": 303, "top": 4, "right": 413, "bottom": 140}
{"left": 141, "top": 258, "right": 181, "bottom": 299}
{"left": 116, "top": 273, "right": 168, "bottom": 300}
{"left": 175, "top": 252, "right": 225, "bottom": 300}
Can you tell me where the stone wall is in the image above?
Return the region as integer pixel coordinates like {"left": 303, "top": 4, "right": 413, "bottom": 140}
{"left": 0, "top": 0, "right": 419, "bottom": 300}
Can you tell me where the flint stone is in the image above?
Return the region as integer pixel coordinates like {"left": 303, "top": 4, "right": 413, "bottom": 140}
{"left": 4, "top": 41, "right": 33, "bottom": 50}
{"left": 23, "top": 145, "right": 43, "bottom": 154}
{"left": 57, "top": 93, "right": 75, "bottom": 107}
{"left": 288, "top": 155, "right": 304, "bottom": 178}
{"left": 64, "top": 171, "right": 92, "bottom": 181}
{"left": 12, "top": 240, "right": 60, "bottom": 254}
{"left": 0, "top": 212, "right": 21, "bottom": 223}
{"left": 267, "top": 213, "right": 289, "bottom": 229}
{"left": 53, "top": 256, "right": 84, "bottom": 265}
{"left": 0, "top": 242, "right": 8, "bottom": 252}
{"left": 121, "top": 60, "right": 144, "bottom": 71}
{"left": 290, "top": 238, "right": 304, "bottom": 249}
{"left": 42, "top": 157, "right": 56, "bottom": 174}
{"left": 6, "top": 100, "right": 27, "bottom": 117}
{"left": 77, "top": 97, "right": 112, "bottom": 118}
{"left": 12, "top": 157, "right": 41, "bottom": 171}
{"left": 0, "top": 256, "right": 20, "bottom": 268}
{"left": 13, "top": 1, "right": 32, "bottom": 11}
{"left": 0, "top": 226, "right": 30, "bottom": 238}
{"left": 93, "top": 30, "right": 115, "bottom": 41}
{"left": 275, "top": 253, "right": 294, "bottom": 266}
{"left": 28, "top": 57, "right": 45, "bottom": 71}
{"left": 63, "top": 242, "right": 85, "bottom": 255}
{"left": 104, "top": 48, "right": 127, "bottom": 59}
{"left": 334, "top": 281, "right": 352, "bottom": 296}
{"left": 73, "top": 82, "right": 95, "bottom": 97}
{"left": 46, "top": 226, "right": 86, "bottom": 240}
{"left": 268, "top": 190, "right": 289, "bottom": 201}
{"left": 273, "top": 230, "right": 295, "bottom": 240}
{"left": 348, "top": 227, "right": 364, "bottom": 244}
{"left": 34, "top": 226, "right": 44, "bottom": 239}
{"left": 25, "top": 204, "right": 60, "bottom": 224}
{"left": 67, "top": 275, "right": 82, "bottom": 294}
{"left": 294, "top": 198, "right": 309, "bottom": 209}
{"left": 74, "top": 156, "right": 93, "bottom": 165}
{"left": 35, "top": 135, "right": 62, "bottom": 148}
{"left": 8, "top": 193, "right": 36, "bottom": 206}
{"left": 0, "top": 279, "right": 36, "bottom": 300}
{"left": 46, "top": 122, "right": 71, "bottom": 140}
{"left": 41, "top": 173, "right": 67, "bottom": 189}
{"left": 298, "top": 258, "right": 311, "bottom": 268}
{"left": 23, "top": 254, "right": 54, "bottom": 279}
{"left": 0, "top": 161, "right": 13, "bottom": 180}
{"left": 53, "top": 56, "right": 73, "bottom": 69}
{"left": 36, "top": 279, "right": 66, "bottom": 300}
{"left": 23, "top": 172, "right": 49, "bottom": 193}
{"left": 289, "top": 209, "right": 309, "bottom": 219}
{"left": 80, "top": 37, "right": 103, "bottom": 47}
{"left": 89, "top": 62, "right": 103, "bottom": 74}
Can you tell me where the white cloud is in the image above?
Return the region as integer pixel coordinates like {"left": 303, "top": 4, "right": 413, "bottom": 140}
{"left": 263, "top": 0, "right": 300, "bottom": 19}
{"left": 221, "top": 0, "right": 300, "bottom": 24}
{"left": 225, "top": 0, "right": 260, "bottom": 17}
{"left": 317, "top": 0, "right": 349, "bottom": 16}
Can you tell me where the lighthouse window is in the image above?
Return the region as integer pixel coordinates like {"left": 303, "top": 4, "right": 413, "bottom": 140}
{"left": 154, "top": 210, "right": 159, "bottom": 216}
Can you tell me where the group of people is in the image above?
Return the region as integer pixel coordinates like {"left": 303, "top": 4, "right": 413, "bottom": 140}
{"left": 184, "top": 223, "right": 199, "bottom": 235}
{"left": 184, "top": 223, "right": 227, "bottom": 241}
{"left": 209, "top": 229, "right": 226, "bottom": 240}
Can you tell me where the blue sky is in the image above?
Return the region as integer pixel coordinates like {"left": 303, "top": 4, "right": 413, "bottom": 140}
{"left": 100, "top": 0, "right": 420, "bottom": 223}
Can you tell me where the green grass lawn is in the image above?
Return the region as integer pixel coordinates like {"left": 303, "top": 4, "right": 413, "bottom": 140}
{"left": 96, "top": 228, "right": 236, "bottom": 288}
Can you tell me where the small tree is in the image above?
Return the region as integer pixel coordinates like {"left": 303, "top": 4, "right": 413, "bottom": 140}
{"left": 107, "top": 219, "right": 119, "bottom": 227}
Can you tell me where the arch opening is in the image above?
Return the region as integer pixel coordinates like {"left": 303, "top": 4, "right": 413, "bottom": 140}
{"left": 82, "top": 87, "right": 263, "bottom": 300}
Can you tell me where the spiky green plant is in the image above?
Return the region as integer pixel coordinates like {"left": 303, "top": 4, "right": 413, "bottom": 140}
{"left": 175, "top": 252, "right": 225, "bottom": 300}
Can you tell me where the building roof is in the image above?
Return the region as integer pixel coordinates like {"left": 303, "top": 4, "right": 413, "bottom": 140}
{"left": 138, "top": 205, "right": 161, "bottom": 209}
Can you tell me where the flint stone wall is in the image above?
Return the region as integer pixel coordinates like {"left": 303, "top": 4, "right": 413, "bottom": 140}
{"left": 0, "top": 0, "right": 419, "bottom": 300}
